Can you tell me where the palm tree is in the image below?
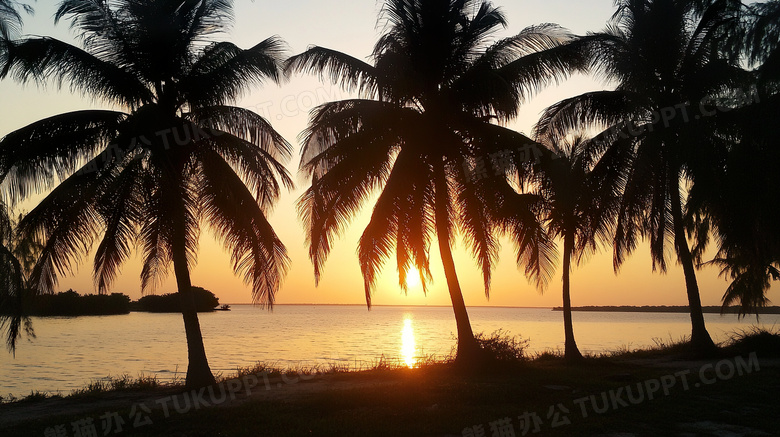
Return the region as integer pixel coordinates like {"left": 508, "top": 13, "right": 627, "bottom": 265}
{"left": 685, "top": 1, "right": 780, "bottom": 316}
{"left": 288, "top": 0, "right": 585, "bottom": 365}
{"left": 521, "top": 135, "right": 624, "bottom": 361}
{"left": 0, "top": 202, "right": 35, "bottom": 354}
{"left": 536, "top": 0, "right": 745, "bottom": 356}
{"left": 0, "top": 0, "right": 292, "bottom": 387}
{"left": 686, "top": 115, "right": 780, "bottom": 316}
{"left": 0, "top": 0, "right": 33, "bottom": 356}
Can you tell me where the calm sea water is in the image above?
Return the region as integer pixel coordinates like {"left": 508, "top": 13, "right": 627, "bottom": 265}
{"left": 0, "top": 305, "right": 777, "bottom": 397}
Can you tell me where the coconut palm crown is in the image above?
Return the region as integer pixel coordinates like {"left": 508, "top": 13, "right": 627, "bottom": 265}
{"left": 0, "top": 0, "right": 292, "bottom": 387}
{"left": 288, "top": 0, "right": 587, "bottom": 364}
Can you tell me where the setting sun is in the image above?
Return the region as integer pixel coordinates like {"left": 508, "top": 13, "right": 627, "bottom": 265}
{"left": 405, "top": 266, "right": 422, "bottom": 289}
{"left": 2, "top": 0, "right": 779, "bottom": 435}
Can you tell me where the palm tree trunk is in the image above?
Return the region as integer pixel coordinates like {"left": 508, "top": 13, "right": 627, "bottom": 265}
{"left": 670, "top": 177, "right": 717, "bottom": 357}
{"left": 561, "top": 232, "right": 583, "bottom": 362}
{"left": 434, "top": 166, "right": 479, "bottom": 366}
{"left": 172, "top": 241, "right": 217, "bottom": 388}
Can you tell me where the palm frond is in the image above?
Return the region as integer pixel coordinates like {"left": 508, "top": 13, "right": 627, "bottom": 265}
{"left": 189, "top": 106, "right": 293, "bottom": 211}
{"left": 198, "top": 149, "right": 289, "bottom": 307}
{"left": 3, "top": 37, "right": 151, "bottom": 107}
{"left": 93, "top": 159, "right": 143, "bottom": 294}
{"left": 0, "top": 0, "right": 31, "bottom": 40}
{"left": 358, "top": 149, "right": 434, "bottom": 305}
{"left": 285, "top": 46, "right": 379, "bottom": 97}
{"left": 181, "top": 0, "right": 234, "bottom": 44}
{"left": 299, "top": 99, "right": 411, "bottom": 178}
{"left": 453, "top": 30, "right": 591, "bottom": 120}
{"left": 709, "top": 258, "right": 774, "bottom": 317}
{"left": 0, "top": 110, "right": 126, "bottom": 203}
{"left": 189, "top": 105, "right": 293, "bottom": 161}
{"left": 455, "top": 175, "right": 499, "bottom": 296}
{"left": 184, "top": 37, "right": 286, "bottom": 107}
{"left": 744, "top": 0, "right": 780, "bottom": 67}
{"left": 53, "top": 0, "right": 136, "bottom": 70}
{"left": 534, "top": 90, "right": 643, "bottom": 144}
{"left": 497, "top": 185, "right": 557, "bottom": 290}
{"left": 206, "top": 135, "right": 291, "bottom": 212}
{"left": 297, "top": 127, "right": 398, "bottom": 284}
{"left": 0, "top": 197, "right": 30, "bottom": 354}
{"left": 18, "top": 169, "right": 107, "bottom": 293}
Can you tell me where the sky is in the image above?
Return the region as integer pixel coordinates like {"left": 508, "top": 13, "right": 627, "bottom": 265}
{"left": 0, "top": 0, "right": 772, "bottom": 309}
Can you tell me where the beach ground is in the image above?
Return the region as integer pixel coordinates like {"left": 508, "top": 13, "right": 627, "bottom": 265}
{"left": 1, "top": 350, "right": 778, "bottom": 437}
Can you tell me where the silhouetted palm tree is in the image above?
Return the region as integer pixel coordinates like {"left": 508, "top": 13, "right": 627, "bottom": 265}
{"left": 288, "top": 0, "right": 585, "bottom": 365}
{"left": 536, "top": 0, "right": 744, "bottom": 356}
{"left": 0, "top": 0, "right": 291, "bottom": 387}
{"left": 685, "top": 1, "right": 780, "bottom": 316}
{"left": 523, "top": 135, "right": 624, "bottom": 361}
{"left": 0, "top": 1, "right": 32, "bottom": 355}
{"left": 687, "top": 112, "right": 780, "bottom": 316}
{"left": 0, "top": 202, "right": 35, "bottom": 354}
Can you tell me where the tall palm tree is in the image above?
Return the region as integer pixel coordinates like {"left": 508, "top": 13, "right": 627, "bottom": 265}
{"left": 288, "top": 0, "right": 585, "bottom": 365}
{"left": 536, "top": 0, "right": 745, "bottom": 356}
{"left": 685, "top": 1, "right": 780, "bottom": 316}
{"left": 686, "top": 110, "right": 780, "bottom": 316}
{"left": 520, "top": 135, "right": 624, "bottom": 361}
{"left": 0, "top": 0, "right": 292, "bottom": 387}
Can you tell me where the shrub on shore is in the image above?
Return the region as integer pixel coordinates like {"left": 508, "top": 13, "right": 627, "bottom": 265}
{"left": 475, "top": 330, "right": 529, "bottom": 364}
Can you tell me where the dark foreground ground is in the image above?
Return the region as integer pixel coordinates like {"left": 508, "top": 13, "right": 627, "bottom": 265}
{"left": 2, "top": 333, "right": 779, "bottom": 437}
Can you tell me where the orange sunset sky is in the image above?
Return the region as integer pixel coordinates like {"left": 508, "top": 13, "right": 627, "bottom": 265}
{"left": 0, "top": 0, "right": 773, "bottom": 309}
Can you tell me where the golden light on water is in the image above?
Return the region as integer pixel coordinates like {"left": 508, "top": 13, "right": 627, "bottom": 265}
{"left": 401, "top": 317, "right": 417, "bottom": 368}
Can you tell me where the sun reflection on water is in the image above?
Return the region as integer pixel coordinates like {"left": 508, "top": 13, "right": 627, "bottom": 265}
{"left": 401, "top": 317, "right": 417, "bottom": 368}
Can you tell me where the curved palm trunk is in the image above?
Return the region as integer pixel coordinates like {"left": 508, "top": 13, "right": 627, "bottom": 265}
{"left": 561, "top": 232, "right": 583, "bottom": 362}
{"left": 172, "top": 240, "right": 217, "bottom": 388}
{"left": 670, "top": 177, "right": 717, "bottom": 357}
{"left": 434, "top": 167, "right": 480, "bottom": 366}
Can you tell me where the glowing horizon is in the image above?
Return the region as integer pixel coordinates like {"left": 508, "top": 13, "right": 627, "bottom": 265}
{"left": 0, "top": 0, "right": 770, "bottom": 310}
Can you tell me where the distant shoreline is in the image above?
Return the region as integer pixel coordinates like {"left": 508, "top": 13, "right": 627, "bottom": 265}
{"left": 221, "top": 303, "right": 553, "bottom": 309}
{"left": 552, "top": 305, "right": 780, "bottom": 314}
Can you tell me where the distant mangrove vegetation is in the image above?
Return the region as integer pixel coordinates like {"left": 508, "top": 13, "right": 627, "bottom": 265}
{"left": 131, "top": 287, "right": 221, "bottom": 313}
{"left": 20, "top": 290, "right": 131, "bottom": 316}
{"left": 553, "top": 306, "right": 780, "bottom": 314}
{"left": 0, "top": 287, "right": 221, "bottom": 317}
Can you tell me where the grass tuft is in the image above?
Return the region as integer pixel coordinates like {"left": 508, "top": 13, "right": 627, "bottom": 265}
{"left": 69, "top": 374, "right": 162, "bottom": 397}
{"left": 722, "top": 326, "right": 780, "bottom": 358}
{"left": 595, "top": 335, "right": 692, "bottom": 359}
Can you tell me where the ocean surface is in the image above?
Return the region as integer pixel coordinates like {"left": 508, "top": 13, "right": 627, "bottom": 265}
{"left": 1, "top": 305, "right": 777, "bottom": 398}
